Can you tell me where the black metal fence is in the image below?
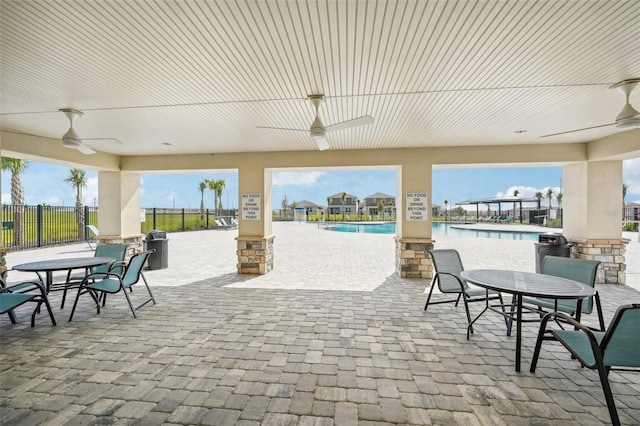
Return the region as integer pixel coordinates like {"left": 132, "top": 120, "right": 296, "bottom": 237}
{"left": 3, "top": 203, "right": 638, "bottom": 251}
{"left": 2, "top": 205, "right": 98, "bottom": 250}
{"left": 2, "top": 204, "right": 237, "bottom": 251}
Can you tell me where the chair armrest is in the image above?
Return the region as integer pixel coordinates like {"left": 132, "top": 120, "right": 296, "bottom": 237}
{"left": 82, "top": 272, "right": 122, "bottom": 284}
{"left": 537, "top": 311, "right": 602, "bottom": 367}
{"left": 433, "top": 271, "right": 466, "bottom": 292}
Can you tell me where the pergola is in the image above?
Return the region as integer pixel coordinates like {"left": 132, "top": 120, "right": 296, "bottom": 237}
{"left": 1, "top": 0, "right": 638, "bottom": 282}
{"left": 456, "top": 197, "right": 540, "bottom": 223}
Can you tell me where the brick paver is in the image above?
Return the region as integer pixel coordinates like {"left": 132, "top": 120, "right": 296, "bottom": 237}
{"left": 1, "top": 222, "right": 639, "bottom": 424}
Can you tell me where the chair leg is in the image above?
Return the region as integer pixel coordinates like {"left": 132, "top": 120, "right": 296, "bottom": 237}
{"left": 454, "top": 293, "right": 461, "bottom": 307}
{"left": 506, "top": 295, "right": 517, "bottom": 336}
{"left": 595, "top": 292, "right": 605, "bottom": 331}
{"left": 461, "top": 295, "right": 474, "bottom": 337}
{"left": 60, "top": 286, "right": 68, "bottom": 309}
{"left": 122, "top": 288, "right": 137, "bottom": 318}
{"left": 424, "top": 278, "right": 437, "bottom": 311}
{"left": 141, "top": 274, "right": 156, "bottom": 305}
{"left": 529, "top": 314, "right": 556, "bottom": 373}
{"left": 594, "top": 357, "right": 621, "bottom": 425}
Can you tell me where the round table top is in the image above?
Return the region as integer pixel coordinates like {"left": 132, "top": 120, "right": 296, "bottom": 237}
{"left": 13, "top": 256, "right": 115, "bottom": 272}
{"left": 460, "top": 269, "right": 595, "bottom": 299}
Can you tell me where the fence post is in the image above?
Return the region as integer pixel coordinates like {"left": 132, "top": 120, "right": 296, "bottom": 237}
{"left": 182, "top": 208, "right": 185, "bottom": 231}
{"left": 206, "top": 209, "right": 209, "bottom": 229}
{"left": 83, "top": 206, "right": 90, "bottom": 240}
{"left": 37, "top": 204, "right": 43, "bottom": 247}
{"left": 153, "top": 208, "right": 157, "bottom": 229}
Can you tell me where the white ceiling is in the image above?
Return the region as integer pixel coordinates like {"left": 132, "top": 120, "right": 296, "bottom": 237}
{"left": 1, "top": 0, "right": 639, "bottom": 156}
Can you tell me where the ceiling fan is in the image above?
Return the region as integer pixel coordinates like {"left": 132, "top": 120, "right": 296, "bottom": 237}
{"left": 541, "top": 78, "right": 640, "bottom": 138}
{"left": 257, "top": 95, "right": 374, "bottom": 150}
{"left": 59, "top": 108, "right": 121, "bottom": 154}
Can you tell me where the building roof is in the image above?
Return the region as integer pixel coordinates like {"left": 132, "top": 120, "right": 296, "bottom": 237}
{"left": 364, "top": 192, "right": 395, "bottom": 200}
{"left": 456, "top": 197, "right": 540, "bottom": 206}
{"left": 1, "top": 1, "right": 638, "bottom": 159}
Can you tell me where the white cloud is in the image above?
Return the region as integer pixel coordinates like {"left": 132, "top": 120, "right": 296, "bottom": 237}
{"left": 273, "top": 171, "right": 325, "bottom": 187}
{"left": 82, "top": 177, "right": 99, "bottom": 207}
{"left": 624, "top": 158, "right": 640, "bottom": 198}
{"left": 496, "top": 185, "right": 560, "bottom": 201}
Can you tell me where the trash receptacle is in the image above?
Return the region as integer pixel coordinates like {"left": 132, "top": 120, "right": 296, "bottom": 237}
{"left": 144, "top": 230, "right": 168, "bottom": 270}
{"left": 535, "top": 233, "right": 571, "bottom": 272}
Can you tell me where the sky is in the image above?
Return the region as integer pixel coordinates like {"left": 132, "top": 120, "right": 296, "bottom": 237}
{"left": 2, "top": 158, "right": 640, "bottom": 211}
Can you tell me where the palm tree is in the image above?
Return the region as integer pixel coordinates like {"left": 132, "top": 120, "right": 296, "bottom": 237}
{"left": 198, "top": 181, "right": 207, "bottom": 220}
{"left": 556, "top": 192, "right": 563, "bottom": 210}
{"left": 2, "top": 157, "right": 28, "bottom": 246}
{"left": 341, "top": 192, "right": 347, "bottom": 220}
{"left": 512, "top": 189, "right": 519, "bottom": 220}
{"left": 206, "top": 179, "right": 226, "bottom": 217}
{"left": 64, "top": 168, "right": 88, "bottom": 239}
{"left": 377, "top": 200, "right": 385, "bottom": 220}
{"left": 444, "top": 200, "right": 449, "bottom": 221}
{"left": 281, "top": 195, "right": 289, "bottom": 219}
{"left": 535, "top": 191, "right": 543, "bottom": 209}
{"left": 545, "top": 187, "right": 555, "bottom": 212}
{"left": 326, "top": 196, "right": 331, "bottom": 220}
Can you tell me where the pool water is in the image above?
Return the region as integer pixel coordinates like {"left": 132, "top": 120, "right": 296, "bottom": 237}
{"left": 328, "top": 221, "right": 540, "bottom": 240}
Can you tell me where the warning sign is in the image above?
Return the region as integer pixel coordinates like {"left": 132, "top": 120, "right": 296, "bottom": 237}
{"left": 241, "top": 193, "right": 261, "bottom": 220}
{"left": 406, "top": 192, "right": 428, "bottom": 221}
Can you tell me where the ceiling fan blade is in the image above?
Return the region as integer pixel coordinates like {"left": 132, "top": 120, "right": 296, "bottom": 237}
{"left": 81, "top": 138, "right": 122, "bottom": 145}
{"left": 326, "top": 115, "right": 374, "bottom": 132}
{"left": 256, "top": 126, "right": 307, "bottom": 132}
{"left": 540, "top": 123, "right": 615, "bottom": 138}
{"left": 76, "top": 144, "right": 96, "bottom": 155}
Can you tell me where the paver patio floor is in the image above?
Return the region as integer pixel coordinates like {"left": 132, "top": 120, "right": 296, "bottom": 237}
{"left": 1, "top": 223, "right": 639, "bottom": 425}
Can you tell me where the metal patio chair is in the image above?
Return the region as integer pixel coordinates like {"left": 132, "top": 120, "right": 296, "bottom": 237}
{"left": 68, "top": 251, "right": 156, "bottom": 321}
{"left": 508, "top": 256, "right": 604, "bottom": 335}
{"left": 424, "top": 249, "right": 505, "bottom": 334}
{"left": 530, "top": 303, "right": 640, "bottom": 426}
{"left": 60, "top": 243, "right": 129, "bottom": 309}
{"left": 1, "top": 276, "right": 56, "bottom": 327}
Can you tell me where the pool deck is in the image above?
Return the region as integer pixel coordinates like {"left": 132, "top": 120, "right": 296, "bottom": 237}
{"left": 1, "top": 222, "right": 639, "bottom": 425}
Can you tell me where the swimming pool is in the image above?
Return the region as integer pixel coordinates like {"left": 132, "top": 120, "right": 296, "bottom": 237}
{"left": 328, "top": 221, "right": 540, "bottom": 240}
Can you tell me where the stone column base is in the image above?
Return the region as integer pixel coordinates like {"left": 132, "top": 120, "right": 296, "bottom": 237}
{"left": 96, "top": 234, "right": 144, "bottom": 259}
{"left": 395, "top": 237, "right": 435, "bottom": 279}
{"left": 236, "top": 236, "right": 275, "bottom": 275}
{"left": 0, "top": 247, "right": 9, "bottom": 279}
{"left": 569, "top": 238, "right": 627, "bottom": 284}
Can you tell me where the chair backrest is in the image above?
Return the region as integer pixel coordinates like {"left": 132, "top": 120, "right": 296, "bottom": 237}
{"left": 428, "top": 249, "right": 468, "bottom": 293}
{"left": 121, "top": 251, "right": 152, "bottom": 288}
{"left": 602, "top": 304, "right": 640, "bottom": 368}
{"left": 541, "top": 256, "right": 600, "bottom": 313}
{"left": 93, "top": 244, "right": 129, "bottom": 275}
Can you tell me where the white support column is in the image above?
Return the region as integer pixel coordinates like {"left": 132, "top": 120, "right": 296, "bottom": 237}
{"left": 563, "top": 161, "right": 627, "bottom": 284}
{"left": 97, "top": 171, "right": 144, "bottom": 250}
{"left": 395, "top": 161, "right": 433, "bottom": 278}
{"left": 236, "top": 165, "right": 274, "bottom": 274}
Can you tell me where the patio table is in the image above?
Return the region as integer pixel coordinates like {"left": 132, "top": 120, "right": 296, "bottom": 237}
{"left": 460, "top": 269, "right": 595, "bottom": 372}
{"left": 13, "top": 257, "right": 115, "bottom": 295}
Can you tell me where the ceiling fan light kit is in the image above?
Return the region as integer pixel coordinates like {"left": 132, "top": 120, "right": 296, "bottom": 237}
{"left": 57, "top": 108, "right": 121, "bottom": 154}
{"left": 613, "top": 79, "right": 640, "bottom": 129}
{"left": 541, "top": 78, "right": 640, "bottom": 137}
{"left": 257, "top": 94, "right": 374, "bottom": 150}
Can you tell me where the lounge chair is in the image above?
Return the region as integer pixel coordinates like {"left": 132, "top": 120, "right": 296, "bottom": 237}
{"left": 69, "top": 251, "right": 156, "bottom": 321}
{"left": 424, "top": 249, "right": 505, "bottom": 336}
{"left": 86, "top": 225, "right": 99, "bottom": 250}
{"left": 530, "top": 304, "right": 640, "bottom": 426}
{"left": 1, "top": 276, "right": 56, "bottom": 327}
{"left": 508, "top": 256, "right": 604, "bottom": 334}
{"left": 215, "top": 219, "right": 235, "bottom": 230}
{"left": 220, "top": 218, "right": 237, "bottom": 228}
